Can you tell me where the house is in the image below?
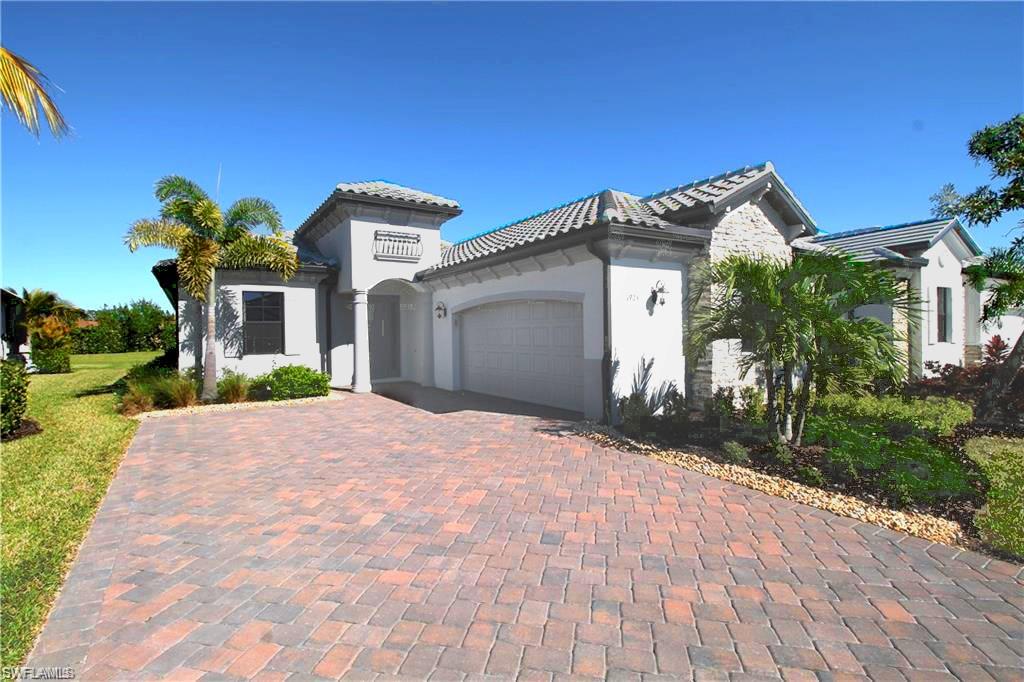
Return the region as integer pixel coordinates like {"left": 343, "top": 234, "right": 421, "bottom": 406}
{"left": 1, "top": 287, "right": 26, "bottom": 361}
{"left": 159, "top": 162, "right": 818, "bottom": 418}
{"left": 797, "top": 217, "right": 987, "bottom": 377}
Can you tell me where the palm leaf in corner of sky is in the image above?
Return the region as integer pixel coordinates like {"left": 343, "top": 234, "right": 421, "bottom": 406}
{"left": 0, "top": 46, "right": 69, "bottom": 138}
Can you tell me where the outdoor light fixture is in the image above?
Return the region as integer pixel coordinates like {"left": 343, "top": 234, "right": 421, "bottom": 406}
{"left": 434, "top": 302, "right": 448, "bottom": 319}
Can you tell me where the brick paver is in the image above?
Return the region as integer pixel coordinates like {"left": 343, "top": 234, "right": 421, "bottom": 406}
{"left": 28, "top": 394, "right": 1024, "bottom": 679}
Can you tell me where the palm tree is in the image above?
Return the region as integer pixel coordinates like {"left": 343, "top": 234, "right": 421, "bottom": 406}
{"left": 689, "top": 252, "right": 915, "bottom": 444}
{"left": 20, "top": 288, "right": 82, "bottom": 333}
{"left": 1, "top": 47, "right": 68, "bottom": 138}
{"left": 126, "top": 176, "right": 298, "bottom": 400}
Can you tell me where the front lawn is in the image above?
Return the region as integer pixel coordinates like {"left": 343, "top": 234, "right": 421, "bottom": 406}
{"left": 1, "top": 351, "right": 158, "bottom": 667}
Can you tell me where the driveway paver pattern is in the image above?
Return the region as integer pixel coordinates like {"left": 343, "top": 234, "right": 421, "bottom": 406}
{"left": 28, "top": 394, "right": 1024, "bottom": 680}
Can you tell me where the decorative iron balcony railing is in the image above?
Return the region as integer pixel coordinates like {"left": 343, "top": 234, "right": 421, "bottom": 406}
{"left": 373, "top": 230, "right": 423, "bottom": 262}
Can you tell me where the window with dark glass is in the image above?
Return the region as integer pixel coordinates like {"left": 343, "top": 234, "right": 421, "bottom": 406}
{"left": 243, "top": 291, "right": 284, "bottom": 354}
{"left": 936, "top": 287, "right": 951, "bottom": 343}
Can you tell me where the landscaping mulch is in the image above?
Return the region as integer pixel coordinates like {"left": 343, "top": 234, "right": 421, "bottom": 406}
{"left": 135, "top": 391, "right": 345, "bottom": 420}
{"left": 574, "top": 422, "right": 967, "bottom": 548}
{"left": 0, "top": 419, "right": 42, "bottom": 442}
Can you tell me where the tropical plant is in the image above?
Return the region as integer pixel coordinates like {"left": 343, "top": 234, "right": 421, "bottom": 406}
{"left": 984, "top": 334, "right": 1010, "bottom": 364}
{"left": 250, "top": 365, "right": 330, "bottom": 401}
{"left": 688, "top": 252, "right": 915, "bottom": 444}
{"left": 125, "top": 176, "right": 298, "bottom": 400}
{"left": 217, "top": 370, "right": 250, "bottom": 403}
{"left": 932, "top": 114, "right": 1024, "bottom": 423}
{"left": 19, "top": 288, "right": 81, "bottom": 335}
{"left": 0, "top": 47, "right": 68, "bottom": 138}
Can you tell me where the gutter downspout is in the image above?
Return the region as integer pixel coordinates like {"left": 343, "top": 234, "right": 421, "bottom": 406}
{"left": 586, "top": 237, "right": 612, "bottom": 424}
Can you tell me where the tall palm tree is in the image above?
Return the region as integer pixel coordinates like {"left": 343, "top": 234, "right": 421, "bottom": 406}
{"left": 689, "top": 252, "right": 915, "bottom": 444}
{"left": 1, "top": 47, "right": 68, "bottom": 138}
{"left": 126, "top": 176, "right": 298, "bottom": 400}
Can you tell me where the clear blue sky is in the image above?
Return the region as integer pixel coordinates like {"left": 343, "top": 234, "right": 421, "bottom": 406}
{"left": 3, "top": 2, "right": 1021, "bottom": 311}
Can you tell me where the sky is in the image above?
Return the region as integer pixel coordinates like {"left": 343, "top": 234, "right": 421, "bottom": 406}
{"left": 2, "top": 1, "right": 1022, "bottom": 311}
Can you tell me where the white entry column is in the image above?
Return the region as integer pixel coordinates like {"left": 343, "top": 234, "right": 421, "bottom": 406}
{"left": 352, "top": 290, "right": 371, "bottom": 393}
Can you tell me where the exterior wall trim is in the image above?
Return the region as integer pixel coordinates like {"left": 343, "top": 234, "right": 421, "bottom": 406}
{"left": 449, "top": 290, "right": 585, "bottom": 315}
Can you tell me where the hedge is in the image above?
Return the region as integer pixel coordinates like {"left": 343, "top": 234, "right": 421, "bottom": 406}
{"left": 1, "top": 360, "right": 29, "bottom": 436}
{"left": 31, "top": 347, "right": 71, "bottom": 374}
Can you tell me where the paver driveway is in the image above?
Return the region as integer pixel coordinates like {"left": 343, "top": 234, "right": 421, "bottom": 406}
{"left": 30, "top": 394, "right": 1023, "bottom": 680}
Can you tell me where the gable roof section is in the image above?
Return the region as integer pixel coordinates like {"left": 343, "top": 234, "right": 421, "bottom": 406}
{"left": 334, "top": 181, "right": 460, "bottom": 210}
{"left": 430, "top": 189, "right": 682, "bottom": 271}
{"left": 426, "top": 163, "right": 813, "bottom": 275}
{"left": 811, "top": 217, "right": 982, "bottom": 262}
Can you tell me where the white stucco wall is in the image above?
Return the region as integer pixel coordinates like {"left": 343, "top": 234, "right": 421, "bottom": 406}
{"left": 983, "top": 308, "right": 1024, "bottom": 351}
{"left": 178, "top": 269, "right": 328, "bottom": 378}
{"left": 919, "top": 238, "right": 969, "bottom": 371}
{"left": 428, "top": 248, "right": 604, "bottom": 418}
{"left": 608, "top": 258, "right": 686, "bottom": 406}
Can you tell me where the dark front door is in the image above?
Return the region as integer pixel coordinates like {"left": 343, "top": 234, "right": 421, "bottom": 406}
{"left": 369, "top": 294, "right": 401, "bottom": 380}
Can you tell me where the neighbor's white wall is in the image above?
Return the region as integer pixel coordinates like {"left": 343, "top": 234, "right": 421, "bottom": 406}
{"left": 178, "top": 269, "right": 327, "bottom": 377}
{"left": 430, "top": 253, "right": 604, "bottom": 418}
{"left": 608, "top": 258, "right": 686, "bottom": 405}
{"left": 919, "top": 238, "right": 968, "bottom": 371}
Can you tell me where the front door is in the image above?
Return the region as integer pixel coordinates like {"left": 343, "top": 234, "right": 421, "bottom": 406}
{"left": 369, "top": 294, "right": 401, "bottom": 380}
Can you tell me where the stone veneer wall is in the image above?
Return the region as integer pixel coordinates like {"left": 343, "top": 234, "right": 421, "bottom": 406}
{"left": 689, "top": 199, "right": 794, "bottom": 403}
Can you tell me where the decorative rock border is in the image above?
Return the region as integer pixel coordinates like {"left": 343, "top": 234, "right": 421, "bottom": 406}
{"left": 134, "top": 391, "right": 346, "bottom": 420}
{"left": 574, "top": 422, "right": 967, "bottom": 548}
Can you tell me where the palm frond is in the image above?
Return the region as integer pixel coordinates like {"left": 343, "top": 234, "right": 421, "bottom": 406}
{"left": 154, "top": 176, "right": 211, "bottom": 204}
{"left": 223, "top": 197, "right": 284, "bottom": 239}
{"left": 124, "top": 219, "right": 191, "bottom": 252}
{"left": 218, "top": 234, "right": 298, "bottom": 280}
{"left": 177, "top": 236, "right": 220, "bottom": 301}
{"left": 0, "top": 47, "right": 68, "bottom": 138}
{"left": 190, "top": 198, "right": 224, "bottom": 239}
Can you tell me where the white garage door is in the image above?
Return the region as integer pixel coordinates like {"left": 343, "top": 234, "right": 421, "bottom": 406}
{"left": 460, "top": 299, "right": 584, "bottom": 412}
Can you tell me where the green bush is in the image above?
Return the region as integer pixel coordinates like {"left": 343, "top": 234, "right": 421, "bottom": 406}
{"left": 217, "top": 371, "right": 250, "bottom": 403}
{"left": 737, "top": 385, "right": 766, "bottom": 424}
{"left": 705, "top": 386, "right": 736, "bottom": 423}
{"left": 973, "top": 447, "right": 1024, "bottom": 557}
{"left": 817, "top": 394, "right": 972, "bottom": 437}
{"left": 1, "top": 360, "right": 29, "bottom": 436}
{"left": 70, "top": 301, "right": 174, "bottom": 354}
{"left": 879, "top": 437, "right": 972, "bottom": 506}
{"left": 121, "top": 368, "right": 198, "bottom": 411}
{"left": 721, "top": 440, "right": 750, "bottom": 465}
{"left": 31, "top": 347, "right": 71, "bottom": 374}
{"left": 796, "top": 465, "right": 826, "bottom": 487}
{"left": 251, "top": 365, "right": 330, "bottom": 401}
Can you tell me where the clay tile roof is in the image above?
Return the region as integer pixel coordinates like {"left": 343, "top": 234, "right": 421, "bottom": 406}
{"left": 811, "top": 217, "right": 982, "bottom": 261}
{"left": 334, "top": 181, "right": 460, "bottom": 210}
{"left": 643, "top": 164, "right": 771, "bottom": 216}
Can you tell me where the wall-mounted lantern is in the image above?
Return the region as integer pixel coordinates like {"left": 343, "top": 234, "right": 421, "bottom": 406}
{"left": 434, "top": 302, "right": 448, "bottom": 319}
{"left": 646, "top": 281, "right": 667, "bottom": 315}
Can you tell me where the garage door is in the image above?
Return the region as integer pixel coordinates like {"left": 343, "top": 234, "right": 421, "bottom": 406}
{"left": 459, "top": 299, "right": 584, "bottom": 412}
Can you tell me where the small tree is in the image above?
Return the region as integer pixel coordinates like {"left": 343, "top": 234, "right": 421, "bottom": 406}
{"left": 126, "top": 176, "right": 297, "bottom": 400}
{"left": 689, "top": 252, "right": 914, "bottom": 444}
{"left": 932, "top": 113, "right": 1024, "bottom": 422}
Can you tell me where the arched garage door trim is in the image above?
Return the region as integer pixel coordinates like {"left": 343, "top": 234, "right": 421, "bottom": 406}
{"left": 450, "top": 290, "right": 584, "bottom": 315}
{"left": 454, "top": 296, "right": 585, "bottom": 412}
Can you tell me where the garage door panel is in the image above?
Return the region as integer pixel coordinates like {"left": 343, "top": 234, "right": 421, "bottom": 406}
{"left": 460, "top": 299, "right": 584, "bottom": 412}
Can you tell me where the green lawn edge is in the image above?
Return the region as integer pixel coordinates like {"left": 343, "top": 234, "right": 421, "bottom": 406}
{"left": 1, "top": 351, "right": 158, "bottom": 666}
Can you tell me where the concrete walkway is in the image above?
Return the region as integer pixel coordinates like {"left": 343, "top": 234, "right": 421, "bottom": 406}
{"left": 29, "top": 394, "right": 1023, "bottom": 680}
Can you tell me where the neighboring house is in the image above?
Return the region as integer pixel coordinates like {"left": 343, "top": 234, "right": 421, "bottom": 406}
{"left": 158, "top": 162, "right": 817, "bottom": 418}
{"left": 797, "top": 217, "right": 985, "bottom": 377}
{"left": 1, "top": 287, "right": 26, "bottom": 361}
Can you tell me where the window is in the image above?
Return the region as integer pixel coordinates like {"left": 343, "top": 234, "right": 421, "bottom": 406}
{"left": 243, "top": 291, "right": 284, "bottom": 355}
{"left": 936, "top": 287, "right": 952, "bottom": 343}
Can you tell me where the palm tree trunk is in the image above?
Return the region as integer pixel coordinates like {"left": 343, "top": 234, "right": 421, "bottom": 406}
{"left": 765, "top": 361, "right": 781, "bottom": 439}
{"left": 201, "top": 273, "right": 218, "bottom": 401}
{"left": 975, "top": 331, "right": 1024, "bottom": 423}
{"left": 782, "top": 361, "right": 795, "bottom": 442}
{"left": 793, "top": 365, "right": 813, "bottom": 446}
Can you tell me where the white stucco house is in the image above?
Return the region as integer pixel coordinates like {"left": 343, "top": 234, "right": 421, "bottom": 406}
{"left": 796, "top": 217, "right": 997, "bottom": 377}
{"left": 158, "top": 162, "right": 820, "bottom": 419}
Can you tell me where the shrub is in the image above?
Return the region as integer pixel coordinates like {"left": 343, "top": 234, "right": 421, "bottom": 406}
{"left": 879, "top": 436, "right": 973, "bottom": 506}
{"left": 617, "top": 358, "right": 675, "bottom": 438}
{"left": 158, "top": 374, "right": 199, "bottom": 408}
{"left": 119, "top": 383, "right": 155, "bottom": 416}
{"left": 705, "top": 386, "right": 737, "bottom": 422}
{"left": 796, "top": 466, "right": 826, "bottom": 487}
{"left": 31, "top": 347, "right": 71, "bottom": 374}
{"left": 737, "top": 385, "right": 766, "bottom": 424}
{"left": 906, "top": 361, "right": 1024, "bottom": 423}
{"left": 721, "top": 440, "right": 750, "bottom": 465}
{"left": 818, "top": 394, "right": 972, "bottom": 437}
{"left": 217, "top": 370, "right": 250, "bottom": 404}
{"left": 1, "top": 360, "right": 29, "bottom": 436}
{"left": 251, "top": 365, "right": 330, "bottom": 401}
{"left": 975, "top": 453, "right": 1024, "bottom": 556}
{"left": 759, "top": 438, "right": 794, "bottom": 467}
{"left": 657, "top": 388, "right": 691, "bottom": 440}
{"left": 983, "top": 335, "right": 1010, "bottom": 364}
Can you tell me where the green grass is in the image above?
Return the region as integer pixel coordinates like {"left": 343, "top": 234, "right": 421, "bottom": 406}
{"left": 1, "top": 351, "right": 158, "bottom": 666}
{"left": 966, "top": 436, "right": 1024, "bottom": 557}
